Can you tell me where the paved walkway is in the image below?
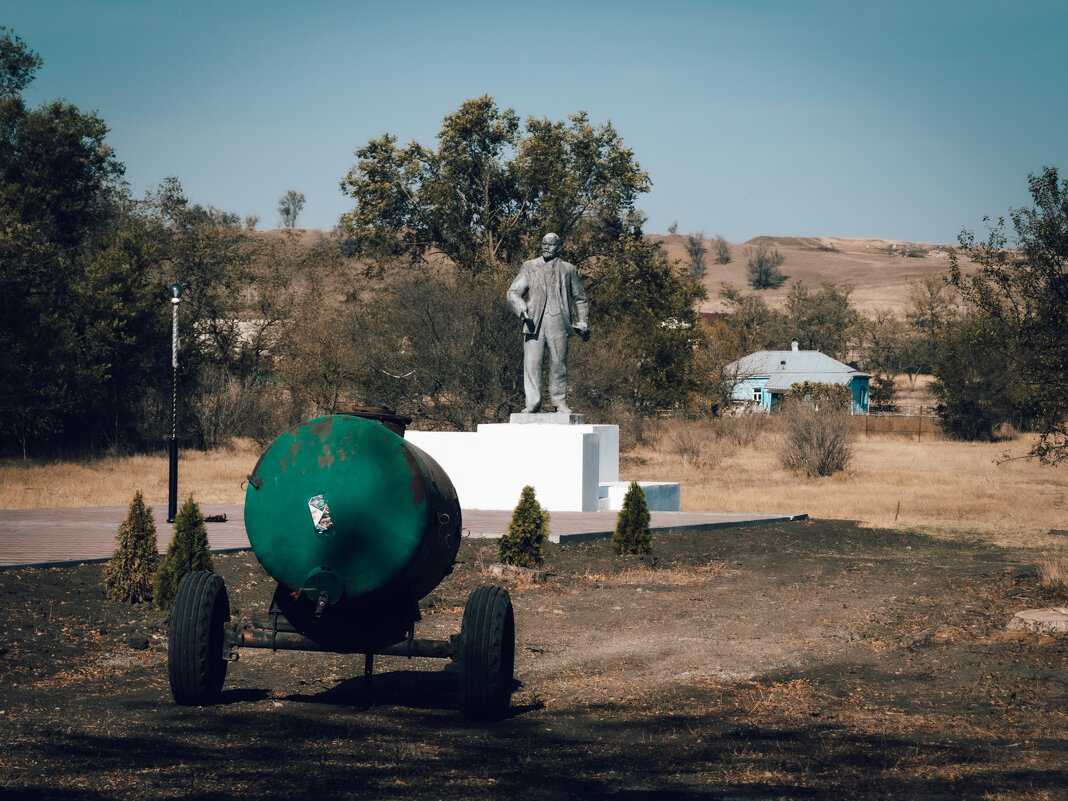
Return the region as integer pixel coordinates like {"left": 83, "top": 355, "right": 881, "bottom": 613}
{"left": 0, "top": 504, "right": 807, "bottom": 568}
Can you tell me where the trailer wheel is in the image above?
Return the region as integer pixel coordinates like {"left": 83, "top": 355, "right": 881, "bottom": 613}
{"left": 459, "top": 585, "right": 514, "bottom": 721}
{"left": 168, "top": 571, "right": 230, "bottom": 705}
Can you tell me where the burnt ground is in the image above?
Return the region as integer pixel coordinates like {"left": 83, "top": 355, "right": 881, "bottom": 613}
{"left": 0, "top": 519, "right": 1065, "bottom": 800}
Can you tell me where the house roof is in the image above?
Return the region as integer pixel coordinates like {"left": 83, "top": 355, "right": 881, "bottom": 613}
{"left": 727, "top": 350, "right": 869, "bottom": 392}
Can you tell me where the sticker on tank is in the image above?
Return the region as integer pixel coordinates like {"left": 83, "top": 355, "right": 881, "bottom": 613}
{"left": 307, "top": 494, "right": 334, "bottom": 536}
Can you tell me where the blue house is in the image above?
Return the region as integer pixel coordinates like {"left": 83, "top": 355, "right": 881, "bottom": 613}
{"left": 726, "top": 344, "right": 870, "bottom": 414}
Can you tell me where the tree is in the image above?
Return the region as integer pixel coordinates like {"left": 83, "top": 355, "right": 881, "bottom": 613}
{"left": 498, "top": 485, "right": 549, "bottom": 568}
{"left": 613, "top": 481, "right": 651, "bottom": 555}
{"left": 153, "top": 495, "right": 214, "bottom": 613}
{"left": 931, "top": 314, "right": 1031, "bottom": 441}
{"left": 785, "top": 281, "right": 859, "bottom": 360}
{"left": 869, "top": 375, "right": 899, "bottom": 412}
{"left": 948, "top": 166, "right": 1067, "bottom": 462}
{"left": 575, "top": 236, "right": 712, "bottom": 417}
{"left": 718, "top": 283, "right": 790, "bottom": 354}
{"left": 685, "top": 231, "right": 707, "bottom": 278}
{"left": 712, "top": 234, "right": 731, "bottom": 264}
{"left": 0, "top": 29, "right": 130, "bottom": 455}
{"left": 339, "top": 96, "right": 650, "bottom": 277}
{"left": 71, "top": 201, "right": 171, "bottom": 449}
{"left": 104, "top": 490, "right": 160, "bottom": 603}
{"left": 904, "top": 274, "right": 958, "bottom": 373}
{"left": 746, "top": 245, "right": 787, "bottom": 289}
{"left": 336, "top": 270, "right": 520, "bottom": 430}
{"left": 278, "top": 189, "right": 304, "bottom": 229}
{"left": 0, "top": 27, "right": 41, "bottom": 97}
{"left": 337, "top": 98, "right": 711, "bottom": 428}
{"left": 858, "top": 308, "right": 910, "bottom": 408}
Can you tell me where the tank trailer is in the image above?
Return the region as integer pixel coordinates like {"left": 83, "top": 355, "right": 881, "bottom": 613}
{"left": 166, "top": 409, "right": 514, "bottom": 721}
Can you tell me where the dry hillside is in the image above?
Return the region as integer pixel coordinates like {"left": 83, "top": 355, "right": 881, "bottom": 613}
{"left": 265, "top": 228, "right": 965, "bottom": 317}
{"left": 652, "top": 233, "right": 960, "bottom": 315}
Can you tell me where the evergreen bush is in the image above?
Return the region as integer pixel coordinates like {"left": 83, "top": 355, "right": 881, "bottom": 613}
{"left": 613, "top": 481, "right": 651, "bottom": 555}
{"left": 103, "top": 490, "right": 159, "bottom": 603}
{"left": 499, "top": 485, "right": 549, "bottom": 568}
{"left": 153, "top": 494, "right": 214, "bottom": 613}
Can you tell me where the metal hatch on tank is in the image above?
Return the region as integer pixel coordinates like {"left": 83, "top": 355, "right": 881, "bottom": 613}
{"left": 164, "top": 407, "right": 515, "bottom": 722}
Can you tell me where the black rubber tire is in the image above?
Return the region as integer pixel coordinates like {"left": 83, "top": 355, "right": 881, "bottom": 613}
{"left": 168, "top": 571, "right": 230, "bottom": 705}
{"left": 459, "top": 585, "right": 515, "bottom": 721}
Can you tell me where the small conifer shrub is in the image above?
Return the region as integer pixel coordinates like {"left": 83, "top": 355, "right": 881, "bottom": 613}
{"left": 613, "top": 481, "right": 651, "bottom": 555}
{"left": 103, "top": 490, "right": 159, "bottom": 603}
{"left": 153, "top": 494, "right": 214, "bottom": 613}
{"left": 499, "top": 485, "right": 550, "bottom": 568}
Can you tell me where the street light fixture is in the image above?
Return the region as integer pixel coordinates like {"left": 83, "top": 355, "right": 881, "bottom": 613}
{"left": 167, "top": 283, "right": 183, "bottom": 523}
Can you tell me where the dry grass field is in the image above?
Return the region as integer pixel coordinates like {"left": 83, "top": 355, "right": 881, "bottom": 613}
{"left": 3, "top": 423, "right": 1065, "bottom": 553}
{"left": 626, "top": 418, "right": 1068, "bottom": 552}
{"left": 651, "top": 233, "right": 961, "bottom": 315}
{"left": 0, "top": 440, "right": 261, "bottom": 510}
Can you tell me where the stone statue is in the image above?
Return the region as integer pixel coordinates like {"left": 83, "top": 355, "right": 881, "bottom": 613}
{"left": 507, "top": 233, "right": 589, "bottom": 414}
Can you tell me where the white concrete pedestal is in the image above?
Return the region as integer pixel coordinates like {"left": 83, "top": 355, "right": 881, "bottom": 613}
{"left": 406, "top": 419, "right": 680, "bottom": 513}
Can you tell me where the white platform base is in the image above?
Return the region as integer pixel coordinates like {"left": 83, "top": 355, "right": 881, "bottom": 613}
{"left": 598, "top": 481, "right": 681, "bottom": 512}
{"left": 509, "top": 412, "right": 585, "bottom": 424}
{"left": 406, "top": 422, "right": 679, "bottom": 513}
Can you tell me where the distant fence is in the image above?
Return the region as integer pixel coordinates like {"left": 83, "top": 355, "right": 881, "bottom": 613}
{"left": 851, "top": 414, "right": 944, "bottom": 439}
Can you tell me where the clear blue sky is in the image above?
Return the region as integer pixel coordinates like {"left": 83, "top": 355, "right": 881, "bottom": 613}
{"left": 6, "top": 0, "right": 1067, "bottom": 244}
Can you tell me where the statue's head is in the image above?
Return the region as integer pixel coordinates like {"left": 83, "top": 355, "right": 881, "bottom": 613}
{"left": 541, "top": 233, "right": 561, "bottom": 261}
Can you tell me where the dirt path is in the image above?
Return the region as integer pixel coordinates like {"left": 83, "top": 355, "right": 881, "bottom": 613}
{"left": 1, "top": 520, "right": 1065, "bottom": 799}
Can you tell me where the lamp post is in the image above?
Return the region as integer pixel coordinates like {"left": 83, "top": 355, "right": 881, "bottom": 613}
{"left": 167, "top": 283, "right": 183, "bottom": 523}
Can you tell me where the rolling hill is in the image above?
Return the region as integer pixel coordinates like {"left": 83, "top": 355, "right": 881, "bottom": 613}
{"left": 651, "top": 234, "right": 959, "bottom": 316}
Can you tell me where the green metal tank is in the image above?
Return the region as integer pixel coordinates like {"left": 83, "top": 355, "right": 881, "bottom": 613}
{"left": 244, "top": 412, "right": 461, "bottom": 620}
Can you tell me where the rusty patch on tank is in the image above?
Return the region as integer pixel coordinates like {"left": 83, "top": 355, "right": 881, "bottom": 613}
{"left": 308, "top": 417, "right": 335, "bottom": 438}
{"left": 401, "top": 446, "right": 427, "bottom": 508}
{"left": 319, "top": 444, "right": 335, "bottom": 469}
{"left": 278, "top": 439, "right": 301, "bottom": 472}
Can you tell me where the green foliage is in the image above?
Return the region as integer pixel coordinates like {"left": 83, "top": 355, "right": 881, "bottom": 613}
{"left": 931, "top": 314, "right": 1032, "bottom": 441}
{"left": 0, "top": 27, "right": 42, "bottom": 97}
{"left": 948, "top": 166, "right": 1067, "bottom": 463}
{"left": 778, "top": 400, "right": 856, "bottom": 477}
{"left": 685, "top": 231, "right": 706, "bottom": 278}
{"left": 718, "top": 283, "right": 790, "bottom": 355}
{"left": 859, "top": 308, "right": 910, "bottom": 378}
{"left": 720, "top": 280, "right": 863, "bottom": 364}
{"left": 499, "top": 486, "right": 549, "bottom": 568}
{"left": 869, "top": 374, "right": 899, "bottom": 412}
{"left": 153, "top": 495, "right": 214, "bottom": 613}
{"left": 334, "top": 270, "right": 520, "bottom": 430}
{"left": 613, "top": 481, "right": 651, "bottom": 555}
{"left": 785, "top": 282, "right": 859, "bottom": 360}
{"left": 339, "top": 95, "right": 650, "bottom": 277}
{"left": 904, "top": 275, "right": 958, "bottom": 374}
{"left": 784, "top": 381, "right": 852, "bottom": 412}
{"left": 575, "top": 236, "right": 714, "bottom": 416}
{"left": 103, "top": 490, "right": 159, "bottom": 603}
{"left": 0, "top": 30, "right": 133, "bottom": 455}
{"left": 746, "top": 245, "right": 787, "bottom": 289}
{"left": 713, "top": 234, "right": 731, "bottom": 265}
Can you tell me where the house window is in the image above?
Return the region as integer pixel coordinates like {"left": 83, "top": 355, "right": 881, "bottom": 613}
{"left": 752, "top": 388, "right": 762, "bottom": 402}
